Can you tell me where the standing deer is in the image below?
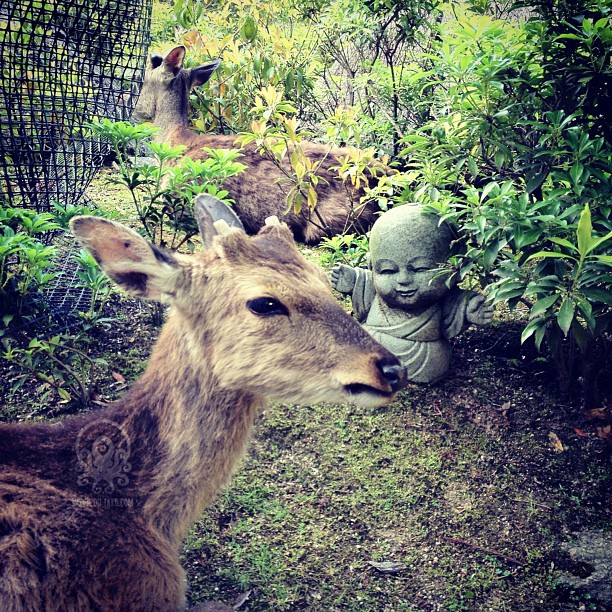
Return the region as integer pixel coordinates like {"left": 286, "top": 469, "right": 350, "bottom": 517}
{"left": 0, "top": 197, "right": 406, "bottom": 611}
{"left": 132, "top": 45, "right": 384, "bottom": 244}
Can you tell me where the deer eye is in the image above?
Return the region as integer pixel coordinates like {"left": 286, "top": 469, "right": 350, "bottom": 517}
{"left": 247, "top": 297, "right": 288, "bottom": 317}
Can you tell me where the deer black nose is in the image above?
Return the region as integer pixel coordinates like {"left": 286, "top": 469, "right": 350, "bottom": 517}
{"left": 376, "top": 357, "right": 407, "bottom": 392}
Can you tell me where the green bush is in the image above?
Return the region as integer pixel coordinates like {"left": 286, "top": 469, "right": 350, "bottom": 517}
{"left": 319, "top": 233, "right": 370, "bottom": 268}
{"left": 0, "top": 206, "right": 59, "bottom": 327}
{"left": 0, "top": 203, "right": 114, "bottom": 407}
{"left": 298, "top": 0, "right": 442, "bottom": 154}
{"left": 2, "top": 333, "right": 108, "bottom": 405}
{"left": 396, "top": 4, "right": 612, "bottom": 405}
{"left": 88, "top": 119, "right": 246, "bottom": 251}
{"left": 163, "top": 0, "right": 320, "bottom": 134}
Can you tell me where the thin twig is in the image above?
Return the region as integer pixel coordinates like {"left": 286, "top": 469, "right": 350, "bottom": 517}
{"left": 510, "top": 498, "right": 552, "bottom": 510}
{"left": 440, "top": 536, "right": 524, "bottom": 566}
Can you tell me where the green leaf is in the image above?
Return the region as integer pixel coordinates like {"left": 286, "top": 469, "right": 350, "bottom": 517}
{"left": 493, "top": 286, "right": 525, "bottom": 301}
{"left": 557, "top": 298, "right": 575, "bottom": 336}
{"left": 581, "top": 288, "right": 612, "bottom": 304}
{"left": 556, "top": 33, "right": 582, "bottom": 40}
{"left": 57, "top": 388, "right": 72, "bottom": 401}
{"left": 521, "top": 317, "right": 547, "bottom": 345}
{"left": 526, "top": 275, "right": 561, "bottom": 291}
{"left": 569, "top": 162, "right": 584, "bottom": 185}
{"left": 576, "top": 298, "right": 596, "bottom": 332}
{"left": 534, "top": 321, "right": 547, "bottom": 350}
{"left": 526, "top": 171, "right": 548, "bottom": 195}
{"left": 549, "top": 237, "right": 578, "bottom": 252}
{"left": 525, "top": 251, "right": 575, "bottom": 263}
{"left": 576, "top": 205, "right": 593, "bottom": 259}
{"left": 586, "top": 230, "right": 612, "bottom": 254}
{"left": 240, "top": 15, "right": 258, "bottom": 43}
{"left": 530, "top": 294, "right": 559, "bottom": 318}
{"left": 571, "top": 319, "right": 590, "bottom": 352}
{"left": 476, "top": 215, "right": 486, "bottom": 235}
{"left": 494, "top": 151, "right": 505, "bottom": 170}
{"left": 467, "top": 156, "right": 478, "bottom": 176}
{"left": 480, "top": 182, "right": 498, "bottom": 201}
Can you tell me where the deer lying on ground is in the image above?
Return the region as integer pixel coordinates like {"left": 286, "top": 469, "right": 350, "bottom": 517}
{"left": 132, "top": 45, "right": 384, "bottom": 244}
{"left": 0, "top": 196, "right": 406, "bottom": 611}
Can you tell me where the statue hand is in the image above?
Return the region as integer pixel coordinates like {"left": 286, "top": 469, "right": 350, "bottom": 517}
{"left": 466, "top": 294, "right": 494, "bottom": 325}
{"left": 329, "top": 264, "right": 357, "bottom": 294}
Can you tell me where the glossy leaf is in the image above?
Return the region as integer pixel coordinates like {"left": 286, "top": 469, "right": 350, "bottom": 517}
{"left": 557, "top": 298, "right": 575, "bottom": 336}
{"left": 530, "top": 294, "right": 559, "bottom": 317}
{"left": 576, "top": 205, "right": 593, "bottom": 259}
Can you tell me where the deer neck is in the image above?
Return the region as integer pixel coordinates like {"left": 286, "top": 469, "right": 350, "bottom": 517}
{"left": 152, "top": 92, "right": 195, "bottom": 147}
{"left": 153, "top": 121, "right": 195, "bottom": 147}
{"left": 120, "top": 312, "right": 264, "bottom": 547}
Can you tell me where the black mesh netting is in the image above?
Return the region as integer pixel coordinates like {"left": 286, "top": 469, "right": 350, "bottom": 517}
{"left": 0, "top": 0, "right": 152, "bottom": 326}
{"left": 0, "top": 0, "right": 152, "bottom": 212}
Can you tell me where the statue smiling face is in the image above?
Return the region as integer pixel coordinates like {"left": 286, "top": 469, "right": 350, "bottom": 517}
{"left": 369, "top": 205, "right": 455, "bottom": 313}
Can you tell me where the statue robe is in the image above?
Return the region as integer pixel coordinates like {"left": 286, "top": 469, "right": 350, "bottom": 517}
{"left": 349, "top": 268, "right": 474, "bottom": 383}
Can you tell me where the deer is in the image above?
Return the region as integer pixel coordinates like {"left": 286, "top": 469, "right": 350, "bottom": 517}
{"left": 132, "top": 45, "right": 385, "bottom": 244}
{"left": 0, "top": 196, "right": 406, "bottom": 611}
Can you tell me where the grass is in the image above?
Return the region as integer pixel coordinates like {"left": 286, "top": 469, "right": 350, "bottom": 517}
{"left": 174, "top": 318, "right": 610, "bottom": 611}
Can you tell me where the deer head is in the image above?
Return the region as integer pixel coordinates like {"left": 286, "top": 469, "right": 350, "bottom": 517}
{"left": 70, "top": 197, "right": 406, "bottom": 407}
{"left": 132, "top": 45, "right": 220, "bottom": 132}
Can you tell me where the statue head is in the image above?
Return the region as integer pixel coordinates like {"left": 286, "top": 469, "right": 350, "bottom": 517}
{"left": 369, "top": 204, "right": 454, "bottom": 312}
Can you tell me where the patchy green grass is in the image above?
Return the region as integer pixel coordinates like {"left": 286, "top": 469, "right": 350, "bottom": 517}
{"left": 1, "top": 170, "right": 610, "bottom": 611}
{"left": 179, "top": 349, "right": 609, "bottom": 611}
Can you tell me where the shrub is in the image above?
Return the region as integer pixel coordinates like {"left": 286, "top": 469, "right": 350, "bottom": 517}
{"left": 88, "top": 119, "right": 246, "bottom": 251}
{"left": 165, "top": 0, "right": 320, "bottom": 134}
{"left": 0, "top": 204, "right": 112, "bottom": 408}
{"left": 0, "top": 206, "right": 59, "bottom": 328}
{"left": 397, "top": 4, "right": 612, "bottom": 405}
{"left": 298, "top": 0, "right": 442, "bottom": 155}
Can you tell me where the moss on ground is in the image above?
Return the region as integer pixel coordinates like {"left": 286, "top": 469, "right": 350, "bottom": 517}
{"left": 180, "top": 341, "right": 610, "bottom": 611}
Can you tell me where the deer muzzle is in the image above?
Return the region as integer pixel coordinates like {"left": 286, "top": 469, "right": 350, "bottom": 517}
{"left": 341, "top": 355, "right": 407, "bottom": 403}
{"left": 376, "top": 357, "right": 407, "bottom": 392}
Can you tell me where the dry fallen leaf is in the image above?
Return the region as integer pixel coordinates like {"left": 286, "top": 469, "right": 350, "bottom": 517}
{"left": 585, "top": 408, "right": 608, "bottom": 420}
{"left": 368, "top": 560, "right": 408, "bottom": 574}
{"left": 111, "top": 371, "right": 126, "bottom": 383}
{"left": 573, "top": 427, "right": 588, "bottom": 437}
{"left": 596, "top": 425, "right": 611, "bottom": 440}
{"left": 548, "top": 432, "right": 565, "bottom": 452}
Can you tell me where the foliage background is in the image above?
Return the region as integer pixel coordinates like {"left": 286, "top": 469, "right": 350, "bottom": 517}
{"left": 146, "top": 0, "right": 612, "bottom": 407}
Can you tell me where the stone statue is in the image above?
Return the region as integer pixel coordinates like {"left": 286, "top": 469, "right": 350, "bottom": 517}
{"left": 330, "top": 204, "right": 493, "bottom": 383}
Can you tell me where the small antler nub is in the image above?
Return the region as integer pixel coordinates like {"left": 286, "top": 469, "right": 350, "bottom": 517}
{"left": 264, "top": 215, "right": 281, "bottom": 227}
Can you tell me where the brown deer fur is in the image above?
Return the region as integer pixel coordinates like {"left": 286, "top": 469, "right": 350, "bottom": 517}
{"left": 0, "top": 204, "right": 405, "bottom": 611}
{"left": 132, "top": 45, "right": 383, "bottom": 244}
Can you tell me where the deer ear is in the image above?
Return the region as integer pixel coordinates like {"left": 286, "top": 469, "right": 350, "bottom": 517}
{"left": 70, "top": 217, "right": 180, "bottom": 301}
{"left": 193, "top": 194, "right": 245, "bottom": 247}
{"left": 190, "top": 59, "right": 221, "bottom": 88}
{"left": 163, "top": 45, "right": 186, "bottom": 75}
